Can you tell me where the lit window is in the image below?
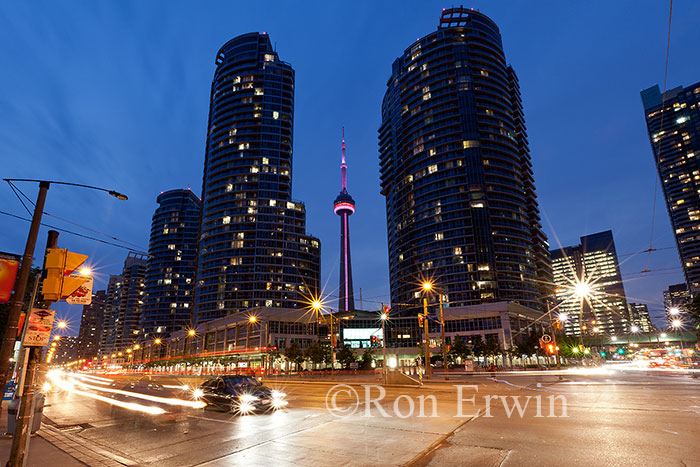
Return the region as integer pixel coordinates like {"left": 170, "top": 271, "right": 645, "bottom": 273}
{"left": 168, "top": 244, "right": 176, "bottom": 250}
{"left": 262, "top": 157, "right": 269, "bottom": 165}
{"left": 428, "top": 164, "right": 438, "bottom": 174}
{"left": 226, "top": 184, "right": 233, "bottom": 192}
{"left": 435, "top": 232, "right": 444, "bottom": 241}
{"left": 250, "top": 166, "right": 259, "bottom": 173}
{"left": 470, "top": 201, "right": 484, "bottom": 208}
{"left": 676, "top": 116, "right": 689, "bottom": 124}
{"left": 222, "top": 216, "right": 231, "bottom": 224}
{"left": 264, "top": 54, "right": 275, "bottom": 62}
{"left": 423, "top": 92, "right": 431, "bottom": 101}
{"left": 273, "top": 111, "right": 279, "bottom": 119}
{"left": 463, "top": 140, "right": 480, "bottom": 148}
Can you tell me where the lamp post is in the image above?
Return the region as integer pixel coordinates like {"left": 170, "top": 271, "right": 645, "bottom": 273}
{"left": 0, "top": 178, "right": 126, "bottom": 412}
{"left": 380, "top": 309, "right": 388, "bottom": 384}
{"left": 671, "top": 319, "right": 685, "bottom": 362}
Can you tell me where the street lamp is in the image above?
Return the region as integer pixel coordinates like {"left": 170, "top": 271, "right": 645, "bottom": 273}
{"left": 671, "top": 319, "right": 686, "bottom": 360}
{"left": 380, "top": 310, "right": 389, "bottom": 384}
{"left": 421, "top": 280, "right": 449, "bottom": 380}
{"left": 669, "top": 307, "right": 680, "bottom": 316}
{"left": 0, "top": 178, "right": 127, "bottom": 414}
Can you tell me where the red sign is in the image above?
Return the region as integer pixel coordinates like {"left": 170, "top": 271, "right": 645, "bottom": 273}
{"left": 0, "top": 252, "right": 20, "bottom": 304}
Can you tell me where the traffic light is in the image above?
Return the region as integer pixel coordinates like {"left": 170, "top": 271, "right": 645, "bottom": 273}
{"left": 370, "top": 336, "right": 380, "bottom": 347}
{"left": 418, "top": 314, "right": 424, "bottom": 327}
{"left": 600, "top": 351, "right": 607, "bottom": 357}
{"left": 617, "top": 348, "right": 625, "bottom": 355}
{"left": 546, "top": 343, "right": 555, "bottom": 355}
{"left": 43, "top": 248, "right": 89, "bottom": 301}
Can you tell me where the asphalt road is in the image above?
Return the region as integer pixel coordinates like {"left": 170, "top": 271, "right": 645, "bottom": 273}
{"left": 36, "top": 368, "right": 700, "bottom": 466}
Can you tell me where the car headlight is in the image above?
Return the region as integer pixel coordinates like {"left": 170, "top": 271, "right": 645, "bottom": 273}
{"left": 239, "top": 394, "right": 259, "bottom": 403}
{"left": 193, "top": 388, "right": 204, "bottom": 399}
{"left": 271, "top": 390, "right": 286, "bottom": 399}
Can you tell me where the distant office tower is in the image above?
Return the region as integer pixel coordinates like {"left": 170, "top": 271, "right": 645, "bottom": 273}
{"left": 379, "top": 8, "right": 552, "bottom": 313}
{"left": 100, "top": 275, "right": 122, "bottom": 356}
{"left": 642, "top": 82, "right": 700, "bottom": 294}
{"left": 627, "top": 302, "right": 653, "bottom": 333}
{"left": 663, "top": 282, "right": 691, "bottom": 326}
{"left": 196, "top": 33, "right": 321, "bottom": 322}
{"left": 551, "top": 231, "right": 629, "bottom": 336}
{"left": 141, "top": 189, "right": 201, "bottom": 339}
{"left": 77, "top": 290, "right": 106, "bottom": 360}
{"left": 334, "top": 132, "right": 355, "bottom": 313}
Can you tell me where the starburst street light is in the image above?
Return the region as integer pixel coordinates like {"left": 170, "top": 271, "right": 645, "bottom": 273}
{"left": 188, "top": 329, "right": 196, "bottom": 337}
{"left": 558, "top": 313, "right": 568, "bottom": 322}
{"left": 422, "top": 281, "right": 433, "bottom": 292}
{"left": 671, "top": 319, "right": 682, "bottom": 329}
{"left": 56, "top": 321, "right": 67, "bottom": 329}
{"left": 669, "top": 307, "right": 680, "bottom": 316}
{"left": 630, "top": 325, "right": 640, "bottom": 333}
{"left": 574, "top": 281, "right": 591, "bottom": 298}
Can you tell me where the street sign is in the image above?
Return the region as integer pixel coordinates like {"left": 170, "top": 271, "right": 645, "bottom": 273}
{"left": 541, "top": 334, "right": 552, "bottom": 343}
{"left": 22, "top": 308, "right": 55, "bottom": 347}
{"left": 65, "top": 275, "right": 93, "bottom": 305}
{"left": 349, "top": 362, "right": 359, "bottom": 369}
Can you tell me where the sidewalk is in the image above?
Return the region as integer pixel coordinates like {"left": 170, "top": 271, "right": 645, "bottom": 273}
{"left": 0, "top": 405, "right": 84, "bottom": 466}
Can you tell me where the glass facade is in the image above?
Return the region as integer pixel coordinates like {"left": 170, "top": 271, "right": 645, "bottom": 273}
{"left": 551, "top": 231, "right": 629, "bottom": 336}
{"left": 642, "top": 82, "right": 700, "bottom": 294}
{"left": 196, "top": 33, "right": 321, "bottom": 322}
{"left": 141, "top": 189, "right": 201, "bottom": 339}
{"left": 378, "top": 8, "right": 551, "bottom": 315}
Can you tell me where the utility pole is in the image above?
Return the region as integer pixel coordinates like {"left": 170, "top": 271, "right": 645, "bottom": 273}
{"left": 0, "top": 182, "right": 49, "bottom": 414}
{"left": 422, "top": 298, "right": 431, "bottom": 379}
{"left": 8, "top": 230, "right": 58, "bottom": 467}
{"left": 439, "top": 293, "right": 448, "bottom": 381}
{"left": 380, "top": 304, "right": 388, "bottom": 385}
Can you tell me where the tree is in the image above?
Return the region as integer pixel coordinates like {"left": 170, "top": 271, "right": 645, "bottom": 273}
{"left": 449, "top": 336, "right": 472, "bottom": 362}
{"left": 335, "top": 344, "right": 356, "bottom": 368}
{"left": 484, "top": 336, "right": 502, "bottom": 365}
{"left": 471, "top": 335, "right": 486, "bottom": 359}
{"left": 360, "top": 348, "right": 374, "bottom": 370}
{"left": 304, "top": 340, "right": 325, "bottom": 369}
{"left": 284, "top": 341, "right": 304, "bottom": 370}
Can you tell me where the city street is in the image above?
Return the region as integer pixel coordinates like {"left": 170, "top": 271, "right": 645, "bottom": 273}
{"left": 30, "top": 368, "right": 700, "bottom": 466}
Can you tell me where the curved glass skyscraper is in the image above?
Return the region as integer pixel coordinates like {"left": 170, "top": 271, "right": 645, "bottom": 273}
{"left": 142, "top": 189, "right": 201, "bottom": 339}
{"left": 379, "top": 8, "right": 551, "bottom": 313}
{"left": 197, "top": 33, "right": 321, "bottom": 322}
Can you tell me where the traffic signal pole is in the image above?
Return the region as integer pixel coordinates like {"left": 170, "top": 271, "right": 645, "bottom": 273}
{"left": 422, "top": 298, "right": 431, "bottom": 379}
{"left": 0, "top": 182, "right": 49, "bottom": 415}
{"left": 8, "top": 230, "right": 58, "bottom": 467}
{"left": 439, "top": 293, "right": 448, "bottom": 381}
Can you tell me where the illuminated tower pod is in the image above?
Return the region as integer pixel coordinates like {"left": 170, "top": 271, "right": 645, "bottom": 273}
{"left": 196, "top": 33, "right": 321, "bottom": 322}
{"left": 379, "top": 8, "right": 552, "bottom": 313}
{"left": 334, "top": 132, "right": 355, "bottom": 313}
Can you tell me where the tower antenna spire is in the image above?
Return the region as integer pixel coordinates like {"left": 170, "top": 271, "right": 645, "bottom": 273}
{"left": 341, "top": 127, "right": 347, "bottom": 191}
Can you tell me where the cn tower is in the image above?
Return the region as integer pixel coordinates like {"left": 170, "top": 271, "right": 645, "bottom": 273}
{"left": 334, "top": 129, "right": 355, "bottom": 313}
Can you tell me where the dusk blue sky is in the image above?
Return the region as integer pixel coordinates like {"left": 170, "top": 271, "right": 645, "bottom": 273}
{"left": 2, "top": 1, "right": 699, "bottom": 332}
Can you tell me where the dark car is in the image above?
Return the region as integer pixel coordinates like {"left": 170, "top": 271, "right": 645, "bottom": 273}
{"left": 196, "top": 376, "right": 287, "bottom": 413}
